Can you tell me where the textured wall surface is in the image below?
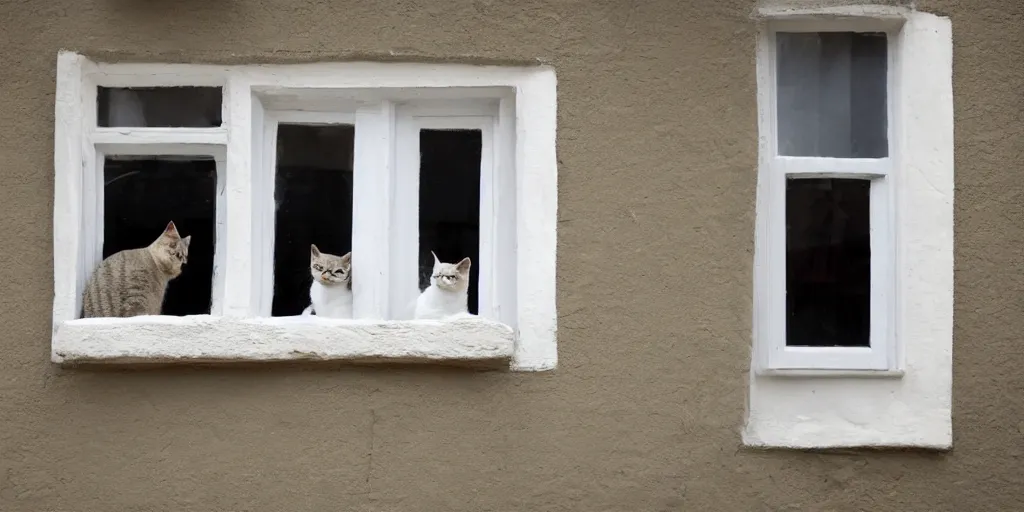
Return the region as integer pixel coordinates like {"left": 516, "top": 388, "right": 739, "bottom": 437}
{"left": 1, "top": 0, "right": 1022, "bottom": 510}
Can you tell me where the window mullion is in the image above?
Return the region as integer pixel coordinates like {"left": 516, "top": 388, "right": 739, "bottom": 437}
{"left": 495, "top": 98, "right": 518, "bottom": 328}
{"left": 220, "top": 75, "right": 257, "bottom": 317}
{"left": 389, "top": 110, "right": 419, "bottom": 319}
{"left": 352, "top": 101, "right": 396, "bottom": 320}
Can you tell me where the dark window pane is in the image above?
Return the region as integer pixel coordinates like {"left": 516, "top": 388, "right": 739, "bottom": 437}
{"left": 103, "top": 156, "right": 216, "bottom": 315}
{"left": 272, "top": 124, "right": 354, "bottom": 316}
{"left": 98, "top": 87, "right": 222, "bottom": 128}
{"left": 776, "top": 32, "right": 888, "bottom": 158}
{"left": 786, "top": 178, "right": 871, "bottom": 347}
{"left": 418, "top": 129, "right": 481, "bottom": 315}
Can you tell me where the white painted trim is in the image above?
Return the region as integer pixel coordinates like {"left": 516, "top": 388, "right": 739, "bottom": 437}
{"left": 352, "top": 101, "right": 396, "bottom": 320}
{"left": 222, "top": 75, "right": 257, "bottom": 316}
{"left": 776, "top": 156, "right": 889, "bottom": 178}
{"left": 52, "top": 54, "right": 558, "bottom": 371}
{"left": 53, "top": 51, "right": 87, "bottom": 338}
{"left": 273, "top": 111, "right": 356, "bottom": 125}
{"left": 255, "top": 103, "right": 275, "bottom": 316}
{"left": 511, "top": 70, "right": 558, "bottom": 371}
{"left": 52, "top": 316, "right": 514, "bottom": 365}
{"left": 747, "top": 11, "right": 954, "bottom": 448}
{"left": 91, "top": 127, "right": 228, "bottom": 146}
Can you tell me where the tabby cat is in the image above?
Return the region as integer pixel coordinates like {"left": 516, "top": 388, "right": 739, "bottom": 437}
{"left": 81, "top": 221, "right": 191, "bottom": 318}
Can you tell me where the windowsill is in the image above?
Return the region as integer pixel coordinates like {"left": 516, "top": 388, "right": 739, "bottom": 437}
{"left": 51, "top": 315, "right": 515, "bottom": 368}
{"left": 755, "top": 367, "right": 905, "bottom": 378}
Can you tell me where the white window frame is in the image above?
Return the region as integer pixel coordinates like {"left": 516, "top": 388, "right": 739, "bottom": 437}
{"left": 759, "top": 22, "right": 896, "bottom": 372}
{"left": 747, "top": 6, "right": 954, "bottom": 448}
{"left": 51, "top": 54, "right": 558, "bottom": 371}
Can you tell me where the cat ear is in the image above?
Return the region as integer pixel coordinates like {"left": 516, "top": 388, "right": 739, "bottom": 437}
{"left": 181, "top": 235, "right": 191, "bottom": 249}
{"left": 340, "top": 251, "right": 352, "bottom": 267}
{"left": 310, "top": 244, "right": 321, "bottom": 258}
{"left": 455, "top": 257, "right": 471, "bottom": 275}
{"left": 162, "top": 221, "right": 180, "bottom": 239}
{"left": 431, "top": 250, "right": 441, "bottom": 267}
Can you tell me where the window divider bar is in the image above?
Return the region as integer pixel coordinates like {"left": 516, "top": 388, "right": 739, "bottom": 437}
{"left": 219, "top": 76, "right": 256, "bottom": 316}
{"left": 776, "top": 156, "right": 890, "bottom": 178}
{"left": 389, "top": 110, "right": 419, "bottom": 320}
{"left": 91, "top": 127, "right": 228, "bottom": 146}
{"left": 495, "top": 98, "right": 518, "bottom": 328}
{"left": 256, "top": 112, "right": 277, "bottom": 317}
{"left": 352, "top": 101, "right": 396, "bottom": 320}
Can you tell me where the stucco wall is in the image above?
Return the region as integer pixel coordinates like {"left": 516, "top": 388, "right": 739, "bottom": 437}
{"left": 1, "top": 0, "right": 1022, "bottom": 510}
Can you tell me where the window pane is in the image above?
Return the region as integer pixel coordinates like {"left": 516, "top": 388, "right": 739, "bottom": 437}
{"left": 786, "top": 178, "right": 871, "bottom": 347}
{"left": 103, "top": 156, "right": 216, "bottom": 315}
{"left": 418, "top": 129, "right": 482, "bottom": 315}
{"left": 776, "top": 32, "right": 888, "bottom": 158}
{"left": 272, "top": 124, "right": 354, "bottom": 316}
{"left": 98, "top": 87, "right": 222, "bottom": 128}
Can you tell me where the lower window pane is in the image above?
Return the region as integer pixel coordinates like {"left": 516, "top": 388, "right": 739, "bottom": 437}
{"left": 786, "top": 178, "right": 871, "bottom": 347}
{"left": 272, "top": 124, "right": 355, "bottom": 316}
{"left": 103, "top": 156, "right": 216, "bottom": 315}
{"left": 418, "top": 129, "right": 482, "bottom": 315}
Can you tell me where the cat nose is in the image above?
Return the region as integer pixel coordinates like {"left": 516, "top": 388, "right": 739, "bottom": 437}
{"left": 321, "top": 272, "right": 329, "bottom": 279}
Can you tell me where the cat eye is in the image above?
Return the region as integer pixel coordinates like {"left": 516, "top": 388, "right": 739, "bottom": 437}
{"left": 313, "top": 265, "right": 323, "bottom": 271}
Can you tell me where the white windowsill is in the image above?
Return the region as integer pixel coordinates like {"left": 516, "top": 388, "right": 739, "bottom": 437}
{"left": 51, "top": 316, "right": 515, "bottom": 367}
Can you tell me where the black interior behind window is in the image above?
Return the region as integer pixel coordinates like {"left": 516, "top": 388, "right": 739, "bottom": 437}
{"left": 272, "top": 124, "right": 355, "bottom": 316}
{"left": 103, "top": 156, "right": 216, "bottom": 316}
{"left": 418, "top": 129, "right": 482, "bottom": 315}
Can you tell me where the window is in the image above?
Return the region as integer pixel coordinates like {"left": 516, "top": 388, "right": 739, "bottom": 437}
{"left": 764, "top": 28, "right": 893, "bottom": 371}
{"left": 52, "top": 55, "right": 557, "bottom": 371}
{"left": 747, "top": 8, "right": 954, "bottom": 448}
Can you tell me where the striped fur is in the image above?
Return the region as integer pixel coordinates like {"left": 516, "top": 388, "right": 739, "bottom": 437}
{"left": 81, "top": 221, "right": 191, "bottom": 318}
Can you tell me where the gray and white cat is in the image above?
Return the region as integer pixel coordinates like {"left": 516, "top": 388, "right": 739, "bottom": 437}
{"left": 302, "top": 244, "right": 353, "bottom": 319}
{"left": 81, "top": 221, "right": 191, "bottom": 318}
{"left": 414, "top": 251, "right": 472, "bottom": 320}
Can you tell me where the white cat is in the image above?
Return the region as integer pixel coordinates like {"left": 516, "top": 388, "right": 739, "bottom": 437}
{"left": 303, "top": 244, "right": 353, "bottom": 319}
{"left": 414, "top": 251, "right": 472, "bottom": 320}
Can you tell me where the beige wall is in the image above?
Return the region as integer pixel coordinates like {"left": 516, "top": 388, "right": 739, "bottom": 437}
{"left": 1, "top": 0, "right": 1022, "bottom": 510}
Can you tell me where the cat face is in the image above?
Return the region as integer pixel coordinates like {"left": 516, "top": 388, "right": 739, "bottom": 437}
{"left": 430, "top": 251, "right": 471, "bottom": 293}
{"left": 150, "top": 221, "right": 190, "bottom": 277}
{"left": 310, "top": 244, "right": 352, "bottom": 288}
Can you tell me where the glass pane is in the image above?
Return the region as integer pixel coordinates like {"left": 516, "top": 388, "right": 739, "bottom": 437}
{"left": 418, "top": 129, "right": 482, "bottom": 315}
{"left": 786, "top": 178, "right": 871, "bottom": 347}
{"left": 776, "top": 32, "right": 888, "bottom": 158}
{"left": 272, "top": 124, "right": 355, "bottom": 316}
{"left": 103, "top": 156, "right": 216, "bottom": 315}
{"left": 98, "top": 87, "right": 222, "bottom": 128}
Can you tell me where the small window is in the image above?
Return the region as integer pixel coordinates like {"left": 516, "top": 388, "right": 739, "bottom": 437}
{"left": 759, "top": 28, "right": 894, "bottom": 372}
{"left": 102, "top": 155, "right": 217, "bottom": 315}
{"left": 417, "top": 128, "right": 482, "bottom": 314}
{"left": 98, "top": 86, "right": 222, "bottom": 128}
{"left": 271, "top": 123, "right": 355, "bottom": 316}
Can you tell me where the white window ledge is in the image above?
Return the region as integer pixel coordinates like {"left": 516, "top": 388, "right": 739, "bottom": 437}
{"left": 52, "top": 317, "right": 514, "bottom": 367}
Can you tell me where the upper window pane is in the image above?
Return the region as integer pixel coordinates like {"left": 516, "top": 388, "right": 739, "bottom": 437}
{"left": 272, "top": 124, "right": 355, "bottom": 317}
{"left": 98, "top": 87, "right": 222, "bottom": 128}
{"left": 776, "top": 32, "right": 888, "bottom": 158}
